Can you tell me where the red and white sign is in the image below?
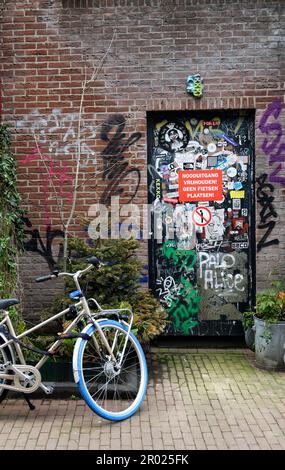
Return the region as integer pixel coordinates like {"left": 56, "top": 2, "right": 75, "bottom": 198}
{"left": 178, "top": 169, "right": 223, "bottom": 202}
{"left": 192, "top": 206, "right": 212, "bottom": 227}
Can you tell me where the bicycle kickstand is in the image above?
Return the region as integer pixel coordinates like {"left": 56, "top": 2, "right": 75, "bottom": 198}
{"left": 22, "top": 394, "right": 36, "bottom": 411}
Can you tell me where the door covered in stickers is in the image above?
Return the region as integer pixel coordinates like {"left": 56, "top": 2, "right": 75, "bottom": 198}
{"left": 147, "top": 111, "right": 255, "bottom": 336}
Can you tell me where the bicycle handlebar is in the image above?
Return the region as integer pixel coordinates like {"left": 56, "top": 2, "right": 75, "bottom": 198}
{"left": 35, "top": 274, "right": 57, "bottom": 283}
{"left": 35, "top": 258, "right": 109, "bottom": 283}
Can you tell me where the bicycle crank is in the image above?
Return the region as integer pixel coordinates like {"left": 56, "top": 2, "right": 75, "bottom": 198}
{"left": 0, "top": 364, "right": 41, "bottom": 394}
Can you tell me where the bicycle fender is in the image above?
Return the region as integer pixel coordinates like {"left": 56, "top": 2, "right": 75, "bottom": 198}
{"left": 72, "top": 323, "right": 94, "bottom": 384}
{"left": 0, "top": 328, "right": 16, "bottom": 364}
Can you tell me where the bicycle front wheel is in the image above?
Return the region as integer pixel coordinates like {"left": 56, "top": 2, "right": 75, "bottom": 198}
{"left": 73, "top": 320, "right": 148, "bottom": 421}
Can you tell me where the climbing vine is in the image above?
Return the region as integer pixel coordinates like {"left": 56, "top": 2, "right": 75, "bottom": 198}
{"left": 0, "top": 124, "right": 25, "bottom": 297}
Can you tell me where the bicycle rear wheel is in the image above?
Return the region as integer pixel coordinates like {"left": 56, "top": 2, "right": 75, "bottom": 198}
{"left": 73, "top": 320, "right": 148, "bottom": 421}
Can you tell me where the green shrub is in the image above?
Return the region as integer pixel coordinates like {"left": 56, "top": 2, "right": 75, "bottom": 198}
{"left": 42, "top": 237, "right": 168, "bottom": 347}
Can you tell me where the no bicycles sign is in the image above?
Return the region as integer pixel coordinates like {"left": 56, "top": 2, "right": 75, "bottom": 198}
{"left": 192, "top": 206, "right": 212, "bottom": 227}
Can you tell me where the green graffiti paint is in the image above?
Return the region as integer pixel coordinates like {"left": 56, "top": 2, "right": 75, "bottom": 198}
{"left": 161, "top": 241, "right": 201, "bottom": 335}
{"left": 162, "top": 242, "right": 197, "bottom": 271}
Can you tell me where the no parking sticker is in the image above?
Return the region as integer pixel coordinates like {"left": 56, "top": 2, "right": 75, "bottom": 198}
{"left": 192, "top": 206, "right": 212, "bottom": 227}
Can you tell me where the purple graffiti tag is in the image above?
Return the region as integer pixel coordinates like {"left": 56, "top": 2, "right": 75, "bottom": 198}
{"left": 269, "top": 142, "right": 285, "bottom": 165}
{"left": 259, "top": 99, "right": 283, "bottom": 155}
{"left": 259, "top": 99, "right": 285, "bottom": 186}
{"left": 269, "top": 164, "right": 285, "bottom": 186}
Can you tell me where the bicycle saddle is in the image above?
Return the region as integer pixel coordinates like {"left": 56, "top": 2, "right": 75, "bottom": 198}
{"left": 86, "top": 256, "right": 112, "bottom": 267}
{"left": 86, "top": 256, "right": 101, "bottom": 266}
{"left": 0, "top": 298, "right": 20, "bottom": 310}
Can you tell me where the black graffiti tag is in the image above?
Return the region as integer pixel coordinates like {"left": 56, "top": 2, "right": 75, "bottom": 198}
{"left": 256, "top": 174, "right": 279, "bottom": 252}
{"left": 100, "top": 114, "right": 142, "bottom": 205}
{"left": 23, "top": 218, "right": 64, "bottom": 270}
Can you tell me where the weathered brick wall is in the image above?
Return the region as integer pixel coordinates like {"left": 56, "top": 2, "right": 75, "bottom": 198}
{"left": 1, "top": 0, "right": 285, "bottom": 320}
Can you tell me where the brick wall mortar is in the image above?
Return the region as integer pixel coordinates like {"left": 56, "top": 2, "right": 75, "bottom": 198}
{"left": 1, "top": 0, "right": 285, "bottom": 319}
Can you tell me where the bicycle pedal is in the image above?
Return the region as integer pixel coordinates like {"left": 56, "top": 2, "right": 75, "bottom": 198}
{"left": 45, "top": 385, "right": 54, "bottom": 395}
{"left": 40, "top": 383, "right": 54, "bottom": 395}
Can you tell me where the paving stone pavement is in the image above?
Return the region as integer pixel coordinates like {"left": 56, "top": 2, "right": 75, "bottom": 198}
{"left": 0, "top": 349, "right": 285, "bottom": 450}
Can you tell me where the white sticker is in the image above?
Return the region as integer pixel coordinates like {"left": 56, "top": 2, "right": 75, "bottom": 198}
{"left": 207, "top": 143, "right": 217, "bottom": 153}
{"left": 227, "top": 167, "right": 237, "bottom": 178}
{"left": 204, "top": 208, "right": 225, "bottom": 241}
{"left": 240, "top": 155, "right": 249, "bottom": 164}
{"left": 218, "top": 140, "right": 227, "bottom": 147}
{"left": 215, "top": 152, "right": 237, "bottom": 170}
{"left": 231, "top": 242, "right": 249, "bottom": 249}
{"left": 167, "top": 191, "right": 179, "bottom": 198}
{"left": 233, "top": 199, "right": 241, "bottom": 210}
{"left": 169, "top": 175, "right": 178, "bottom": 181}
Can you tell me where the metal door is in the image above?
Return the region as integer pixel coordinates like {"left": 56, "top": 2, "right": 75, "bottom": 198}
{"left": 147, "top": 111, "right": 255, "bottom": 336}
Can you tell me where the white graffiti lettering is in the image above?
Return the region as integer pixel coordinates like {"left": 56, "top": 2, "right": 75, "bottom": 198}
{"left": 198, "top": 252, "right": 245, "bottom": 292}
{"left": 16, "top": 108, "right": 97, "bottom": 166}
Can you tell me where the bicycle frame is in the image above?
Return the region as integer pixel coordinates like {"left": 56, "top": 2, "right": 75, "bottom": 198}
{"left": 0, "top": 264, "right": 134, "bottom": 394}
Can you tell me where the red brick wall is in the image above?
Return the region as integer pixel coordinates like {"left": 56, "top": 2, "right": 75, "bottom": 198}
{"left": 1, "top": 0, "right": 285, "bottom": 319}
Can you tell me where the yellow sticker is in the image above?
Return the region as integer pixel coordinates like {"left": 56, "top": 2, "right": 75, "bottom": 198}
{"left": 230, "top": 190, "right": 245, "bottom": 199}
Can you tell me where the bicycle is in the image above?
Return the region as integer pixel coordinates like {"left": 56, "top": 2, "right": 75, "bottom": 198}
{"left": 0, "top": 257, "right": 148, "bottom": 421}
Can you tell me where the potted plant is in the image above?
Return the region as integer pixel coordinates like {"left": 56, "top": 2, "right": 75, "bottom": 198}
{"left": 243, "top": 282, "right": 285, "bottom": 370}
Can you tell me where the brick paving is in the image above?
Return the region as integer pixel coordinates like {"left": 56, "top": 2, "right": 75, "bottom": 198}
{"left": 0, "top": 349, "right": 285, "bottom": 450}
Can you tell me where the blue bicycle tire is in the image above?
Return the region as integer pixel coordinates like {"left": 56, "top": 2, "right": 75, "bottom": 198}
{"left": 73, "top": 320, "right": 148, "bottom": 421}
